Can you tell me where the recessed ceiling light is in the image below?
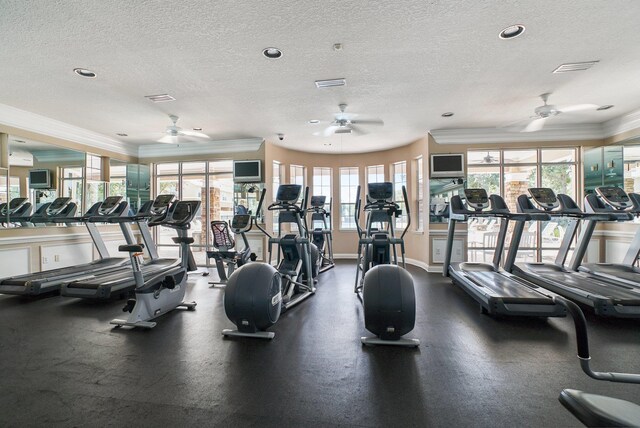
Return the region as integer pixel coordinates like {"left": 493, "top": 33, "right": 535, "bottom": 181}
{"left": 308, "top": 119, "right": 320, "bottom": 124}
{"left": 116, "top": 133, "right": 128, "bottom": 137}
{"left": 315, "top": 78, "right": 346, "bottom": 88}
{"left": 442, "top": 112, "right": 454, "bottom": 117}
{"left": 333, "top": 43, "right": 343, "bottom": 51}
{"left": 73, "top": 68, "right": 96, "bottom": 78}
{"left": 145, "top": 94, "right": 176, "bottom": 102}
{"left": 597, "top": 105, "right": 614, "bottom": 111}
{"left": 499, "top": 24, "right": 525, "bottom": 40}
{"left": 193, "top": 127, "right": 203, "bottom": 131}
{"left": 262, "top": 47, "right": 283, "bottom": 59}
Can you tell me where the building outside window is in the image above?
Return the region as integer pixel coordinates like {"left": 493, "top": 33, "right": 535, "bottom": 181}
{"left": 466, "top": 148, "right": 578, "bottom": 264}
{"left": 313, "top": 167, "right": 332, "bottom": 212}
{"left": 340, "top": 167, "right": 359, "bottom": 229}
{"left": 366, "top": 165, "right": 385, "bottom": 185}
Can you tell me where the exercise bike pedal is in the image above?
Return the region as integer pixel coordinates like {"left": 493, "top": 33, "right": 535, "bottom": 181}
{"left": 122, "top": 298, "right": 136, "bottom": 313}
{"left": 163, "top": 275, "right": 177, "bottom": 290}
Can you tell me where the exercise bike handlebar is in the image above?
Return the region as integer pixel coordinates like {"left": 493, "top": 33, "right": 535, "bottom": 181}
{"left": 555, "top": 297, "right": 640, "bottom": 384}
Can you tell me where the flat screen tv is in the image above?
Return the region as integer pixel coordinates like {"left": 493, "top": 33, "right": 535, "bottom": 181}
{"left": 233, "top": 160, "right": 262, "bottom": 182}
{"left": 29, "top": 169, "right": 52, "bottom": 189}
{"left": 430, "top": 154, "right": 465, "bottom": 178}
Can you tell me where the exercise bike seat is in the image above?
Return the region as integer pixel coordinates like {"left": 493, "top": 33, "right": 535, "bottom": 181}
{"left": 559, "top": 389, "right": 640, "bottom": 427}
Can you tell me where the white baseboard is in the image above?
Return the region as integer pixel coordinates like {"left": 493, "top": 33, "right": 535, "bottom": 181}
{"left": 334, "top": 253, "right": 429, "bottom": 273}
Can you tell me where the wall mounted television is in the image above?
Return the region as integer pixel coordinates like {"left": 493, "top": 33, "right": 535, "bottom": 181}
{"left": 233, "top": 160, "right": 262, "bottom": 182}
{"left": 430, "top": 154, "right": 465, "bottom": 178}
{"left": 29, "top": 169, "right": 53, "bottom": 189}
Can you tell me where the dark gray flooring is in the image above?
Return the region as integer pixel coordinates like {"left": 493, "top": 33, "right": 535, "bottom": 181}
{"left": 1, "top": 261, "right": 639, "bottom": 427}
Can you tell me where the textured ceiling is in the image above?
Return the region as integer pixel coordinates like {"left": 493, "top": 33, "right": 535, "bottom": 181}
{"left": 1, "top": 0, "right": 640, "bottom": 153}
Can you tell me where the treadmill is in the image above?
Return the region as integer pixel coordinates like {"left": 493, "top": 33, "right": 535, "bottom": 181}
{"left": 60, "top": 195, "right": 183, "bottom": 300}
{"left": 573, "top": 186, "right": 640, "bottom": 287}
{"left": 504, "top": 188, "right": 640, "bottom": 318}
{"left": 0, "top": 196, "right": 131, "bottom": 296}
{"left": 443, "top": 188, "right": 566, "bottom": 317}
{"left": 0, "top": 197, "right": 33, "bottom": 227}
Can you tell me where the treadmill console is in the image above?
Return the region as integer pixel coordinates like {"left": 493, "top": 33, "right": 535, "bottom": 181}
{"left": 464, "top": 189, "right": 489, "bottom": 211}
{"left": 1, "top": 198, "right": 28, "bottom": 215}
{"left": 46, "top": 197, "right": 72, "bottom": 215}
{"left": 528, "top": 188, "right": 559, "bottom": 211}
{"left": 368, "top": 182, "right": 393, "bottom": 202}
{"left": 310, "top": 195, "right": 326, "bottom": 208}
{"left": 276, "top": 184, "right": 302, "bottom": 204}
{"left": 151, "top": 194, "right": 176, "bottom": 214}
{"left": 596, "top": 186, "right": 632, "bottom": 210}
{"left": 98, "top": 196, "right": 123, "bottom": 215}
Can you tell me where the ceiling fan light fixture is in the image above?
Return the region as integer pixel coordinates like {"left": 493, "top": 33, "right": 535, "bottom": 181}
{"left": 597, "top": 105, "right": 614, "bottom": 111}
{"left": 442, "top": 112, "right": 454, "bottom": 117}
{"left": 73, "top": 68, "right": 96, "bottom": 78}
{"left": 262, "top": 47, "right": 283, "bottom": 59}
{"left": 499, "top": 24, "right": 525, "bottom": 39}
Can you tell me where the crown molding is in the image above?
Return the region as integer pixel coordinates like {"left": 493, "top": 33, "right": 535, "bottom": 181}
{"left": 601, "top": 108, "right": 640, "bottom": 138}
{"left": 0, "top": 103, "right": 137, "bottom": 157}
{"left": 138, "top": 138, "right": 264, "bottom": 158}
{"left": 430, "top": 123, "right": 606, "bottom": 145}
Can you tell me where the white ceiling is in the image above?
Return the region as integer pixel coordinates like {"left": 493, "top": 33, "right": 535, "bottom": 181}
{"left": 1, "top": 0, "right": 640, "bottom": 154}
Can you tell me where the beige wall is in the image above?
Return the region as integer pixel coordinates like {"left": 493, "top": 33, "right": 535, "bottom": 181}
{"left": 265, "top": 138, "right": 429, "bottom": 265}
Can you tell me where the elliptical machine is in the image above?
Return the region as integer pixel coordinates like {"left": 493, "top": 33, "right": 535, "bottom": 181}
{"left": 307, "top": 195, "right": 335, "bottom": 273}
{"left": 110, "top": 200, "right": 199, "bottom": 329}
{"left": 222, "top": 184, "right": 316, "bottom": 340}
{"left": 354, "top": 182, "right": 419, "bottom": 347}
{"left": 207, "top": 214, "right": 255, "bottom": 288}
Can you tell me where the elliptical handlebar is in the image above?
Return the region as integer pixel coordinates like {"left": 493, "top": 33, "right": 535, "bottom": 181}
{"left": 354, "top": 185, "right": 363, "bottom": 237}
{"left": 254, "top": 188, "right": 272, "bottom": 239}
{"left": 555, "top": 297, "right": 640, "bottom": 384}
{"left": 400, "top": 185, "right": 411, "bottom": 240}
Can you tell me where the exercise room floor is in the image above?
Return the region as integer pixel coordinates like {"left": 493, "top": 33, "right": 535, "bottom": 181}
{"left": 1, "top": 261, "right": 639, "bottom": 427}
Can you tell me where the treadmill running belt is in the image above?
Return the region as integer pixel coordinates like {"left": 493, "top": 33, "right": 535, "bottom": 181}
{"left": 463, "top": 270, "right": 554, "bottom": 304}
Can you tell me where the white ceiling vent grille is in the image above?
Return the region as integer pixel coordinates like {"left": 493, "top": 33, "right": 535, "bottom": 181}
{"left": 552, "top": 61, "right": 600, "bottom": 73}
{"left": 315, "top": 78, "right": 346, "bottom": 88}
{"left": 145, "top": 94, "right": 176, "bottom": 102}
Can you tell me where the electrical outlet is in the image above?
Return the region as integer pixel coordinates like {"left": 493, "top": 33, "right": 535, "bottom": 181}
{"left": 42, "top": 257, "right": 48, "bottom": 264}
{"left": 54, "top": 255, "right": 60, "bottom": 262}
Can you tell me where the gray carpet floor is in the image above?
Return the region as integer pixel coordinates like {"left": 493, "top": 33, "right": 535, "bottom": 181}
{"left": 0, "top": 261, "right": 639, "bottom": 427}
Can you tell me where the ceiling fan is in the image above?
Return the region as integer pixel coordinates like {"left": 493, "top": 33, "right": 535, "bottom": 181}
{"left": 503, "top": 93, "right": 598, "bottom": 133}
{"left": 157, "top": 115, "right": 210, "bottom": 143}
{"left": 315, "top": 104, "right": 384, "bottom": 137}
{"left": 480, "top": 151, "right": 497, "bottom": 163}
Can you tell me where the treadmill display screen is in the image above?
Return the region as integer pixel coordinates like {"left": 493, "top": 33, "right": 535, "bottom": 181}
{"left": 368, "top": 182, "right": 393, "bottom": 201}
{"left": 101, "top": 196, "right": 123, "bottom": 210}
{"left": 8, "top": 198, "right": 27, "bottom": 209}
{"left": 152, "top": 194, "right": 175, "bottom": 208}
{"left": 464, "top": 189, "right": 489, "bottom": 205}
{"left": 529, "top": 188, "right": 557, "bottom": 205}
{"left": 597, "top": 186, "right": 629, "bottom": 203}
{"left": 276, "top": 184, "right": 302, "bottom": 204}
{"left": 49, "top": 197, "right": 71, "bottom": 210}
{"left": 310, "top": 195, "right": 326, "bottom": 207}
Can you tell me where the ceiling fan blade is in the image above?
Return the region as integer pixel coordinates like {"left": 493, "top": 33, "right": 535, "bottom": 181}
{"left": 559, "top": 104, "right": 599, "bottom": 113}
{"left": 350, "top": 119, "right": 384, "bottom": 126}
{"left": 522, "top": 117, "right": 548, "bottom": 133}
{"left": 498, "top": 117, "right": 534, "bottom": 129}
{"left": 158, "top": 135, "right": 178, "bottom": 144}
{"left": 349, "top": 124, "right": 367, "bottom": 136}
{"left": 323, "top": 126, "right": 339, "bottom": 137}
{"left": 180, "top": 130, "right": 210, "bottom": 139}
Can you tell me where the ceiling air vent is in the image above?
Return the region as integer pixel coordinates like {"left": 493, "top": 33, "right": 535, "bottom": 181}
{"left": 552, "top": 61, "right": 599, "bottom": 73}
{"left": 145, "top": 94, "right": 176, "bottom": 102}
{"left": 315, "top": 78, "right": 346, "bottom": 88}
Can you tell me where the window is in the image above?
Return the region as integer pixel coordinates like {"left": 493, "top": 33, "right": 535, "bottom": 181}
{"left": 154, "top": 160, "right": 234, "bottom": 266}
{"left": 61, "top": 166, "right": 84, "bottom": 213}
{"left": 392, "top": 161, "right": 408, "bottom": 229}
{"left": 340, "top": 167, "right": 359, "bottom": 229}
{"left": 367, "top": 165, "right": 385, "bottom": 185}
{"left": 466, "top": 148, "right": 578, "bottom": 264}
{"left": 414, "top": 157, "right": 424, "bottom": 232}
{"left": 85, "top": 154, "right": 102, "bottom": 181}
{"left": 290, "top": 164, "right": 306, "bottom": 199}
{"left": 272, "top": 161, "right": 283, "bottom": 233}
{"left": 313, "top": 167, "right": 332, "bottom": 205}
{"left": 108, "top": 164, "right": 127, "bottom": 197}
